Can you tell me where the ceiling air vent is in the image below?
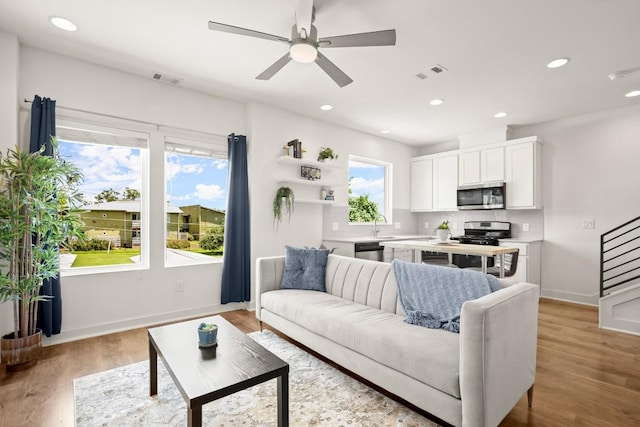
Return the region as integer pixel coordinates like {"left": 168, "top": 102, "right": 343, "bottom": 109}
{"left": 152, "top": 72, "right": 182, "bottom": 85}
{"left": 430, "top": 64, "right": 448, "bottom": 74}
{"left": 415, "top": 73, "right": 428, "bottom": 80}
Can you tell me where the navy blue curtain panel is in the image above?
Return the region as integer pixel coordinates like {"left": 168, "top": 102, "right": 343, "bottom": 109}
{"left": 220, "top": 134, "right": 251, "bottom": 303}
{"left": 29, "top": 95, "right": 62, "bottom": 337}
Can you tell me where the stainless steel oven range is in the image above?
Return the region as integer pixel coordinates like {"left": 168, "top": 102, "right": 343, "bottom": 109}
{"left": 450, "top": 221, "right": 518, "bottom": 276}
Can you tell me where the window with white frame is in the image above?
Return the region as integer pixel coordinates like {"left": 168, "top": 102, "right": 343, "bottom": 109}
{"left": 56, "top": 121, "right": 149, "bottom": 271}
{"left": 348, "top": 155, "right": 392, "bottom": 223}
{"left": 164, "top": 136, "right": 228, "bottom": 266}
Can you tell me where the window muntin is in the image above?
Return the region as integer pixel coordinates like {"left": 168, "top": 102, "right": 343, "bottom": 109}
{"left": 348, "top": 155, "right": 392, "bottom": 223}
{"left": 164, "top": 138, "right": 228, "bottom": 266}
{"left": 57, "top": 122, "right": 149, "bottom": 271}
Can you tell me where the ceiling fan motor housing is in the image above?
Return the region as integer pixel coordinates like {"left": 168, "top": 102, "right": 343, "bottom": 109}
{"left": 290, "top": 24, "right": 318, "bottom": 63}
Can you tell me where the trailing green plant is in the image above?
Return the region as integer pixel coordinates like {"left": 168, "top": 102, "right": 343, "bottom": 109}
{"left": 0, "top": 139, "right": 85, "bottom": 338}
{"left": 317, "top": 147, "right": 338, "bottom": 162}
{"left": 273, "top": 186, "right": 294, "bottom": 229}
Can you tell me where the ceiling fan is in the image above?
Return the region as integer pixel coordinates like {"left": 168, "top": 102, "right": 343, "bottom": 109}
{"left": 207, "top": 0, "right": 396, "bottom": 87}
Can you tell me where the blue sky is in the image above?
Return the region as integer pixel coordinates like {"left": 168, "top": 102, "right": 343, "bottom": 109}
{"left": 348, "top": 159, "right": 385, "bottom": 212}
{"left": 59, "top": 140, "right": 228, "bottom": 210}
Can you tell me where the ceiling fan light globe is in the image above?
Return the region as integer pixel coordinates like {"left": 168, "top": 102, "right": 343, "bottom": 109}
{"left": 290, "top": 42, "right": 317, "bottom": 63}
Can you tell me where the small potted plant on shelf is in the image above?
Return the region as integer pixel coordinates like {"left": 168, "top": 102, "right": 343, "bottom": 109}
{"left": 0, "top": 140, "right": 85, "bottom": 370}
{"left": 317, "top": 147, "right": 338, "bottom": 162}
{"left": 435, "top": 221, "right": 450, "bottom": 241}
{"left": 273, "top": 186, "right": 295, "bottom": 230}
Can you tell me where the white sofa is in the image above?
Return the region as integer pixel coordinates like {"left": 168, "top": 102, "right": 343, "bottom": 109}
{"left": 256, "top": 254, "right": 539, "bottom": 427}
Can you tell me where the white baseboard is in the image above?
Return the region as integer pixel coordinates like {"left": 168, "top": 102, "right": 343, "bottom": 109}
{"left": 41, "top": 302, "right": 248, "bottom": 346}
{"left": 540, "top": 288, "right": 599, "bottom": 306}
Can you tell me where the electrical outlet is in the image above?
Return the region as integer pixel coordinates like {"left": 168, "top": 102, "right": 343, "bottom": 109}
{"left": 424, "top": 222, "right": 430, "bottom": 229}
{"left": 582, "top": 219, "right": 595, "bottom": 229}
{"left": 450, "top": 222, "right": 458, "bottom": 230}
{"left": 332, "top": 222, "right": 339, "bottom": 231}
{"left": 176, "top": 281, "right": 185, "bottom": 292}
{"left": 394, "top": 222, "right": 401, "bottom": 229}
{"left": 522, "top": 223, "right": 530, "bottom": 232}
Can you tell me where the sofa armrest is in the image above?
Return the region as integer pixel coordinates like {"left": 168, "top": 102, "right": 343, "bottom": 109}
{"left": 459, "top": 283, "right": 540, "bottom": 427}
{"left": 255, "top": 256, "right": 285, "bottom": 320}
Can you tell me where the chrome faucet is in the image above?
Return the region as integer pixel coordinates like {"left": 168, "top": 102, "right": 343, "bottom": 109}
{"left": 373, "top": 214, "right": 388, "bottom": 238}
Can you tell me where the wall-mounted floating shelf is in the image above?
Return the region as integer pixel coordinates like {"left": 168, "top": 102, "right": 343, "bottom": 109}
{"left": 277, "top": 178, "right": 338, "bottom": 187}
{"left": 276, "top": 156, "right": 339, "bottom": 169}
{"left": 295, "top": 199, "right": 335, "bottom": 205}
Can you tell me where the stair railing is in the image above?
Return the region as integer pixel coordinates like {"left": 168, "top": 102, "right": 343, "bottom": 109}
{"left": 600, "top": 216, "right": 640, "bottom": 297}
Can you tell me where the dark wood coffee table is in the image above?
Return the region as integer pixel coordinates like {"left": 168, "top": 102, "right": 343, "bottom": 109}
{"left": 148, "top": 315, "right": 289, "bottom": 427}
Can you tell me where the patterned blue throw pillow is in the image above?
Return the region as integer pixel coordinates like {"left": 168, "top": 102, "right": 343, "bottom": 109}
{"left": 280, "top": 246, "right": 330, "bottom": 292}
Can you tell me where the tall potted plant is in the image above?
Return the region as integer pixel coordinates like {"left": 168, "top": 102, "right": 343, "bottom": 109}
{"left": 0, "top": 139, "right": 85, "bottom": 369}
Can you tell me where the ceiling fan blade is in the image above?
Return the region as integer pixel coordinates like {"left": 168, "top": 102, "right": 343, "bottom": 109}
{"left": 256, "top": 53, "right": 292, "bottom": 80}
{"left": 294, "top": 0, "right": 314, "bottom": 36}
{"left": 319, "top": 29, "right": 396, "bottom": 48}
{"left": 208, "top": 21, "right": 289, "bottom": 44}
{"left": 315, "top": 52, "right": 353, "bottom": 87}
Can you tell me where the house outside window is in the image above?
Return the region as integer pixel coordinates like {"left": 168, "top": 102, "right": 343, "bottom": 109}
{"left": 165, "top": 136, "right": 228, "bottom": 267}
{"left": 57, "top": 121, "right": 149, "bottom": 271}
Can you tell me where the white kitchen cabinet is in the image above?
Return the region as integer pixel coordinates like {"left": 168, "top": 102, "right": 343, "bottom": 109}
{"left": 458, "top": 145, "right": 504, "bottom": 185}
{"left": 505, "top": 138, "right": 542, "bottom": 209}
{"left": 410, "top": 158, "right": 433, "bottom": 211}
{"left": 433, "top": 154, "right": 458, "bottom": 210}
{"left": 411, "top": 152, "right": 457, "bottom": 212}
{"left": 458, "top": 151, "right": 481, "bottom": 185}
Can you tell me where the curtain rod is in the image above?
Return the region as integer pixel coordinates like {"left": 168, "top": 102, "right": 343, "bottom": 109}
{"left": 22, "top": 98, "right": 229, "bottom": 140}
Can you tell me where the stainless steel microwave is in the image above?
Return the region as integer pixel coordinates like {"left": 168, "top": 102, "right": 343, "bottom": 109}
{"left": 457, "top": 183, "right": 506, "bottom": 210}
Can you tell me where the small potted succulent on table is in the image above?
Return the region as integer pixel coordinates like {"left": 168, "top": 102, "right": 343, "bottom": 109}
{"left": 197, "top": 322, "right": 218, "bottom": 348}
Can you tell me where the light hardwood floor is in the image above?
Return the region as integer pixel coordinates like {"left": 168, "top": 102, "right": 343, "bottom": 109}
{"left": 1, "top": 299, "right": 639, "bottom": 426}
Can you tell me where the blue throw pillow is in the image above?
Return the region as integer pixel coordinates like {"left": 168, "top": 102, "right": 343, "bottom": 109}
{"left": 280, "top": 246, "right": 329, "bottom": 292}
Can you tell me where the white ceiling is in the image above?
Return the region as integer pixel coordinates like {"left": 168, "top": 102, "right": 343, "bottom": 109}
{"left": 1, "top": 0, "right": 639, "bottom": 145}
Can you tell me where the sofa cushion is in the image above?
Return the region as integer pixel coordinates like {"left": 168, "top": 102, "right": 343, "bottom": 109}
{"left": 261, "top": 289, "right": 461, "bottom": 398}
{"left": 280, "top": 246, "right": 329, "bottom": 292}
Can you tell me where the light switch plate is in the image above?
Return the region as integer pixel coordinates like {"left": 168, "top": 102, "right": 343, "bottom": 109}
{"left": 394, "top": 222, "right": 401, "bottom": 229}
{"left": 582, "top": 219, "right": 595, "bottom": 229}
{"left": 522, "top": 223, "right": 530, "bottom": 232}
{"left": 332, "top": 222, "right": 339, "bottom": 231}
{"left": 424, "top": 222, "right": 430, "bottom": 229}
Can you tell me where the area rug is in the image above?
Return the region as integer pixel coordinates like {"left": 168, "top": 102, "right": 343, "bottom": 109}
{"left": 74, "top": 330, "right": 438, "bottom": 426}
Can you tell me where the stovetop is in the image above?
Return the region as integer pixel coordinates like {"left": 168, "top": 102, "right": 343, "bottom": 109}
{"left": 452, "top": 235, "right": 500, "bottom": 246}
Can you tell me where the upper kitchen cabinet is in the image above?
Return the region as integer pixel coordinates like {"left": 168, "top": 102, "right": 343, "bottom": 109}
{"left": 505, "top": 137, "right": 542, "bottom": 209}
{"left": 411, "top": 152, "right": 458, "bottom": 212}
{"left": 458, "top": 144, "right": 504, "bottom": 186}
{"left": 411, "top": 157, "right": 433, "bottom": 211}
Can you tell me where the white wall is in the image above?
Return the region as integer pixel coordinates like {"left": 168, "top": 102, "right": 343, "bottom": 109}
{"left": 7, "top": 46, "right": 248, "bottom": 344}
{"left": 247, "top": 102, "right": 417, "bottom": 302}
{"left": 0, "top": 31, "right": 19, "bottom": 335}
{"left": 514, "top": 103, "right": 640, "bottom": 304}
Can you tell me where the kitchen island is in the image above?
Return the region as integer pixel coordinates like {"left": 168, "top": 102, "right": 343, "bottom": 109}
{"left": 380, "top": 239, "right": 519, "bottom": 278}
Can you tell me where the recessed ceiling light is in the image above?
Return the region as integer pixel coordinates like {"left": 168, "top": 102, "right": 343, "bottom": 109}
{"left": 547, "top": 58, "right": 570, "bottom": 69}
{"left": 50, "top": 16, "right": 78, "bottom": 32}
{"left": 625, "top": 90, "right": 640, "bottom": 98}
{"left": 494, "top": 112, "right": 508, "bottom": 118}
{"left": 380, "top": 130, "right": 391, "bottom": 134}
{"left": 429, "top": 99, "right": 444, "bottom": 106}
{"left": 320, "top": 104, "right": 333, "bottom": 111}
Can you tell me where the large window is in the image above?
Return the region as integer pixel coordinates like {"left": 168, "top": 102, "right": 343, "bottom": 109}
{"left": 57, "top": 121, "right": 149, "bottom": 271}
{"left": 165, "top": 137, "right": 228, "bottom": 266}
{"left": 348, "top": 155, "right": 392, "bottom": 223}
